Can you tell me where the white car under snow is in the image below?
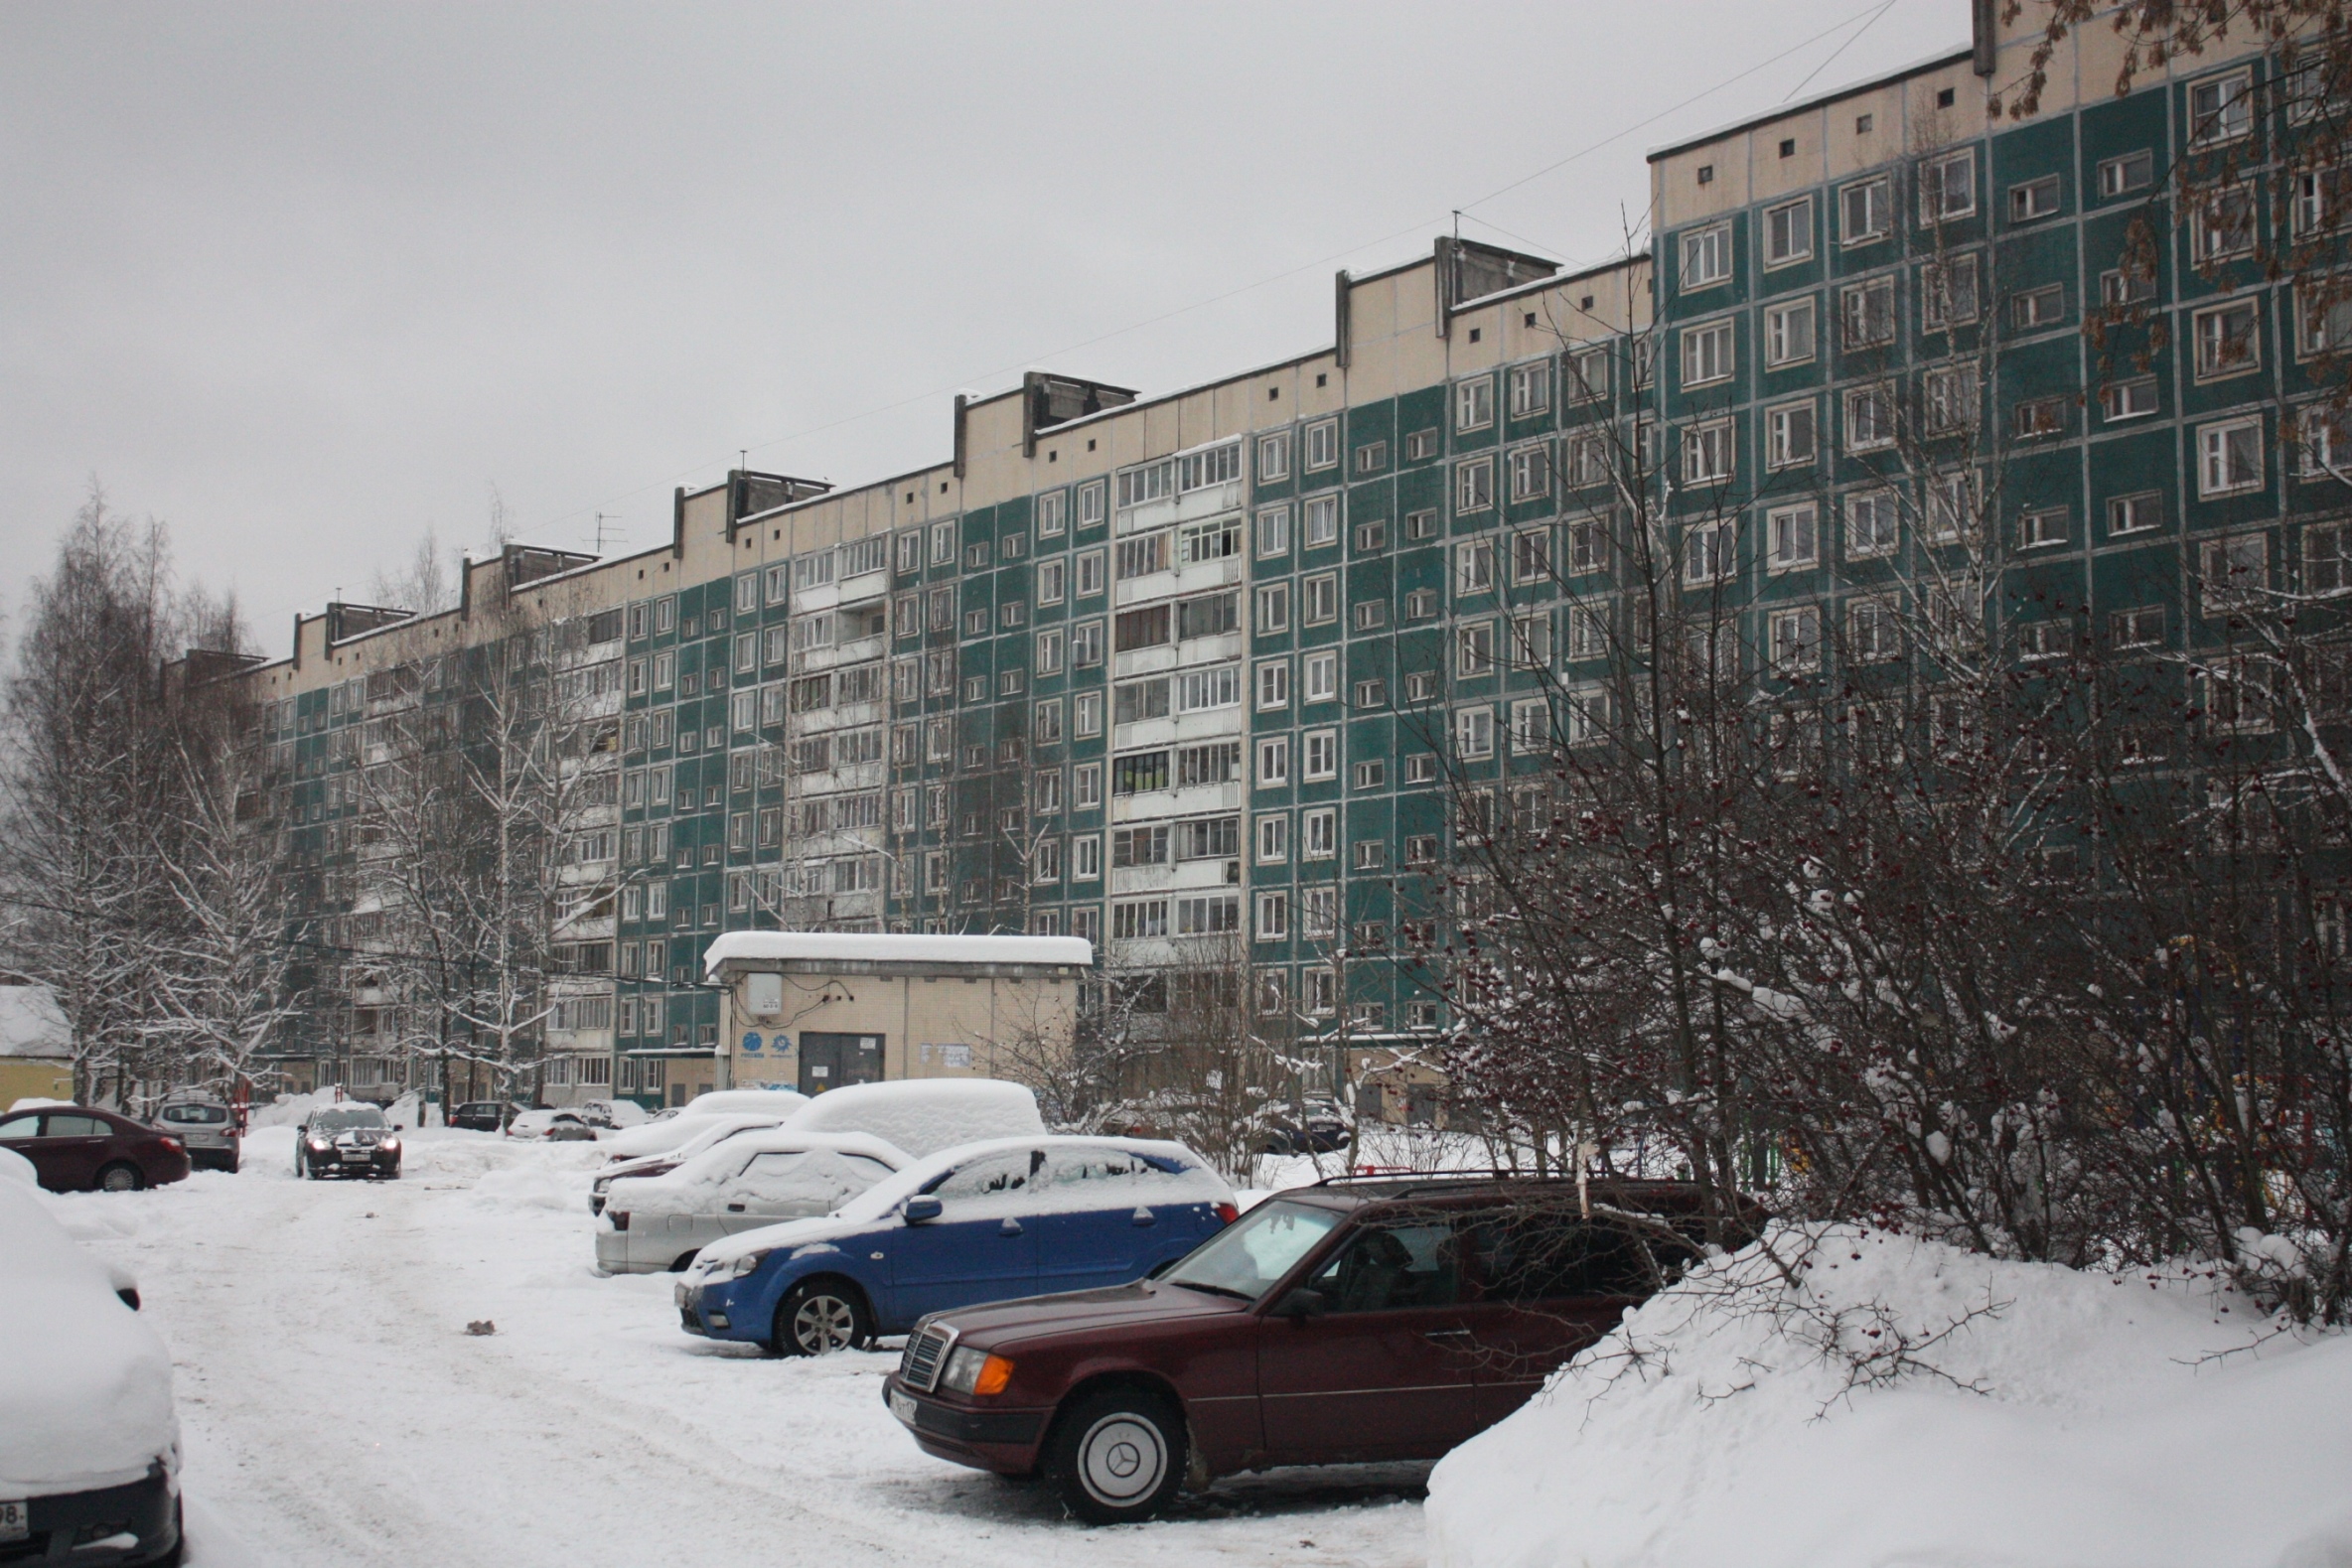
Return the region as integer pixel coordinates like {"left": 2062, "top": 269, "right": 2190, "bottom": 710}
{"left": 596, "top": 1130, "right": 910, "bottom": 1274}
{"left": 0, "top": 1170, "right": 182, "bottom": 1564}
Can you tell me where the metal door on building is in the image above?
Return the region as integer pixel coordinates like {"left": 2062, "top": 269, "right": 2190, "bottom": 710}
{"left": 798, "top": 1033, "right": 884, "bottom": 1095}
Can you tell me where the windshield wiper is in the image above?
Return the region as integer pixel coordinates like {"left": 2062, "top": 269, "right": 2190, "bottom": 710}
{"left": 1164, "top": 1280, "right": 1255, "bottom": 1302}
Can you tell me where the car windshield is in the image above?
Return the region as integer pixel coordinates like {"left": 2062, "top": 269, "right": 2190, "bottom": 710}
{"left": 1162, "top": 1199, "right": 1345, "bottom": 1302}
{"left": 161, "top": 1104, "right": 230, "bottom": 1124}
{"left": 310, "top": 1107, "right": 386, "bottom": 1132}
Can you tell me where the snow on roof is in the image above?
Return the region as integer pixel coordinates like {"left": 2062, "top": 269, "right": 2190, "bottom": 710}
{"left": 0, "top": 984, "right": 68, "bottom": 1061}
{"left": 783, "top": 1077, "right": 1045, "bottom": 1159}
{"left": 702, "top": 931, "right": 1094, "bottom": 974}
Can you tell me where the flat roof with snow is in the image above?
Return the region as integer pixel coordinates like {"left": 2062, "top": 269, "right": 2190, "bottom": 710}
{"left": 703, "top": 931, "right": 1094, "bottom": 975}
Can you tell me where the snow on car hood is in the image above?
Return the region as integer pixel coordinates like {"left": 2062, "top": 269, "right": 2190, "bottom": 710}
{"left": 0, "top": 1182, "right": 179, "bottom": 1496}
{"left": 600, "top": 1131, "right": 908, "bottom": 1218}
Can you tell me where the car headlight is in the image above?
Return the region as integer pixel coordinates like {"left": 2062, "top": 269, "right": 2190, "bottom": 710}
{"left": 379, "top": 1138, "right": 399, "bottom": 1154}
{"left": 307, "top": 1139, "right": 330, "bottom": 1152}
{"left": 729, "top": 1251, "right": 766, "bottom": 1279}
{"left": 940, "top": 1347, "right": 1016, "bottom": 1397}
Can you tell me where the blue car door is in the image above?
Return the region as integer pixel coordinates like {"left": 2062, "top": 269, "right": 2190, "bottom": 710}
{"left": 878, "top": 1147, "right": 1040, "bottom": 1327}
{"left": 1028, "top": 1144, "right": 1170, "bottom": 1295}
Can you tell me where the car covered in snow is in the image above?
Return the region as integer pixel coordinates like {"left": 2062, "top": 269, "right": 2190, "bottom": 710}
{"left": 879, "top": 1174, "right": 1717, "bottom": 1522}
{"left": 577, "top": 1099, "right": 650, "bottom": 1130}
{"left": 0, "top": 1175, "right": 183, "bottom": 1563}
{"left": 448, "top": 1101, "right": 520, "bottom": 1132}
{"left": 596, "top": 1130, "right": 910, "bottom": 1274}
{"left": 505, "top": 1108, "right": 595, "bottom": 1141}
{"left": 676, "top": 1135, "right": 1236, "bottom": 1356}
{"left": 598, "top": 1095, "right": 805, "bottom": 1163}
{"left": 293, "top": 1103, "right": 402, "bottom": 1180}
{"left": 777, "top": 1077, "right": 1044, "bottom": 1160}
{"left": 0, "top": 1106, "right": 191, "bottom": 1194}
{"left": 589, "top": 1113, "right": 811, "bottom": 1216}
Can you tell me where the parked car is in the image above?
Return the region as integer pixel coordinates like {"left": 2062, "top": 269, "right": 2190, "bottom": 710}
{"left": 156, "top": 1096, "right": 240, "bottom": 1173}
{"left": 578, "top": 1099, "right": 651, "bottom": 1131}
{"left": 880, "top": 1174, "right": 1723, "bottom": 1522}
{"left": 597, "top": 1131, "right": 910, "bottom": 1273}
{"left": 677, "top": 1136, "right": 1237, "bottom": 1357}
{"left": 601, "top": 1107, "right": 795, "bottom": 1164}
{"left": 0, "top": 1106, "right": 190, "bottom": 1194}
{"left": 0, "top": 1175, "right": 183, "bottom": 1564}
{"left": 448, "top": 1101, "right": 518, "bottom": 1132}
{"left": 507, "top": 1109, "right": 595, "bottom": 1141}
{"left": 1258, "top": 1098, "right": 1351, "bottom": 1155}
{"left": 293, "top": 1104, "right": 401, "bottom": 1180}
{"left": 590, "top": 1113, "right": 809, "bottom": 1215}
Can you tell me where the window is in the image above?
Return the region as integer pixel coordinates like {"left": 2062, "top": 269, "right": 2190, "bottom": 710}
{"left": 1767, "top": 502, "right": 1819, "bottom": 571}
{"left": 1849, "top": 596, "right": 1901, "bottom": 661}
{"left": 2009, "top": 175, "right": 2061, "bottom": 222}
{"left": 2188, "top": 70, "right": 2253, "bottom": 146}
{"left": 1303, "top": 650, "right": 1338, "bottom": 702}
{"left": 1256, "top": 813, "right": 1288, "bottom": 862}
{"left": 1354, "top": 518, "right": 1387, "bottom": 553}
{"left": 2100, "top": 377, "right": 2158, "bottom": 420}
{"left": 2191, "top": 183, "right": 2256, "bottom": 262}
{"left": 2308, "top": 521, "right": 2352, "bottom": 594}
{"left": 1508, "top": 362, "right": 1550, "bottom": 416}
{"left": 1257, "top": 583, "right": 1290, "bottom": 633}
{"left": 1302, "top": 807, "right": 1335, "bottom": 859}
{"left": 2013, "top": 396, "right": 2069, "bottom": 440}
{"left": 2109, "top": 491, "right": 2161, "bottom": 535}
{"left": 2297, "top": 167, "right": 2352, "bottom": 236}
{"left": 1406, "top": 507, "right": 1439, "bottom": 542}
{"left": 1844, "top": 384, "right": 1895, "bottom": 451}
{"left": 2017, "top": 619, "right": 2068, "bottom": 661}
{"left": 1455, "top": 538, "right": 1495, "bottom": 595}
{"left": 1037, "top": 490, "right": 1068, "bottom": 538}
{"left": 1115, "top": 604, "right": 1171, "bottom": 651}
{"left": 1352, "top": 598, "right": 1387, "bottom": 632}
{"left": 2011, "top": 283, "right": 2066, "bottom": 330}
{"left": 1764, "top": 196, "right": 1813, "bottom": 265}
{"left": 1074, "top": 761, "right": 1102, "bottom": 807}
{"left": 1078, "top": 481, "right": 1105, "bottom": 529}
{"left": 1454, "top": 706, "right": 1495, "bottom": 759}
{"left": 1511, "top": 527, "right": 1551, "bottom": 585}
{"left": 1302, "top": 730, "right": 1338, "bottom": 780}
{"left": 1257, "top": 735, "right": 1289, "bottom": 785}
{"left": 1766, "top": 400, "right": 1817, "bottom": 468}
{"left": 2297, "top": 281, "right": 2352, "bottom": 356}
{"left": 1683, "top": 418, "right": 1734, "bottom": 483}
{"left": 1928, "top": 473, "right": 1978, "bottom": 543}
{"left": 1305, "top": 419, "right": 1339, "bottom": 470}
{"left": 1404, "top": 588, "right": 1438, "bottom": 620}
{"left": 1304, "top": 495, "right": 1340, "bottom": 547}
{"left": 1567, "top": 346, "right": 1609, "bottom": 402}
{"left": 1764, "top": 297, "right": 1817, "bottom": 366}
{"left": 2111, "top": 605, "right": 2166, "bottom": 648}
{"left": 1921, "top": 254, "right": 1982, "bottom": 329}
{"left": 1405, "top": 427, "right": 1440, "bottom": 460}
{"left": 1919, "top": 150, "right": 1977, "bottom": 221}
{"left": 1456, "top": 621, "right": 1496, "bottom": 677}
{"left": 2198, "top": 417, "right": 2266, "bottom": 497}
{"left": 1257, "top": 431, "right": 1291, "bottom": 483}
{"left": 1681, "top": 223, "right": 1730, "bottom": 289}
{"left": 1177, "top": 516, "right": 1243, "bottom": 565}
{"left": 1567, "top": 604, "right": 1607, "bottom": 658}
{"left": 1038, "top": 559, "right": 1066, "bottom": 605}
{"left": 1255, "top": 504, "right": 1292, "bottom": 558}
{"left": 1352, "top": 759, "right": 1387, "bottom": 789}
{"left": 1302, "top": 574, "right": 1338, "bottom": 625}
{"left": 1509, "top": 445, "right": 1551, "bottom": 500}
{"left": 1923, "top": 363, "right": 1980, "bottom": 434}
{"left": 1566, "top": 431, "right": 1610, "bottom": 488}
{"left": 1034, "top": 699, "right": 1064, "bottom": 744}
{"left": 1455, "top": 458, "right": 1495, "bottom": 512}
{"left": 1355, "top": 440, "right": 1388, "bottom": 475}
{"left": 1769, "top": 606, "right": 1822, "bottom": 673}
{"left": 2019, "top": 506, "right": 2069, "bottom": 548}
{"left": 1839, "top": 176, "right": 1890, "bottom": 243}
{"left": 1682, "top": 321, "right": 1734, "bottom": 386}
{"left": 1840, "top": 276, "right": 1895, "bottom": 348}
{"left": 1076, "top": 549, "right": 1105, "bottom": 596}
{"left": 2202, "top": 533, "right": 2268, "bottom": 612}
{"left": 1684, "top": 519, "right": 1736, "bottom": 585}
{"left": 1255, "top": 892, "right": 1289, "bottom": 941}
{"left": 1255, "top": 660, "right": 1291, "bottom": 710}
{"left": 1846, "top": 490, "right": 1900, "bottom": 558}
{"left": 2194, "top": 300, "right": 2261, "bottom": 379}
{"left": 2099, "top": 149, "right": 2153, "bottom": 199}
{"left": 2299, "top": 404, "right": 2352, "bottom": 477}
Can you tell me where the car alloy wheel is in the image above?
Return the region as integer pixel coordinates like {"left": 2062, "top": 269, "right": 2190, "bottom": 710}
{"left": 1048, "top": 1387, "right": 1186, "bottom": 1523}
{"left": 776, "top": 1280, "right": 870, "bottom": 1356}
{"left": 97, "top": 1163, "right": 143, "bottom": 1193}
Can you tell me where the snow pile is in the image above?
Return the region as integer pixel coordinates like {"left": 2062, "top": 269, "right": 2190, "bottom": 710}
{"left": 0, "top": 1147, "right": 35, "bottom": 1187}
{"left": 783, "top": 1077, "right": 1044, "bottom": 1158}
{"left": 1425, "top": 1226, "right": 2352, "bottom": 1568}
{"left": 0, "top": 1179, "right": 179, "bottom": 1495}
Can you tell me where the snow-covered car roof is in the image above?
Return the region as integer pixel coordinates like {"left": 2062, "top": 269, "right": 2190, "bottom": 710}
{"left": 780, "top": 1077, "right": 1044, "bottom": 1159}
{"left": 691, "top": 1134, "right": 1228, "bottom": 1271}
{"left": 0, "top": 1180, "right": 179, "bottom": 1497}
{"left": 602, "top": 1131, "right": 911, "bottom": 1212}
{"left": 601, "top": 1109, "right": 795, "bottom": 1162}
{"left": 682, "top": 1088, "right": 809, "bottom": 1116}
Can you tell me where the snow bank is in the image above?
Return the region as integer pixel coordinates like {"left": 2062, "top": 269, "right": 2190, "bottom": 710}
{"left": 0, "top": 1180, "right": 179, "bottom": 1495}
{"left": 0, "top": 1146, "right": 35, "bottom": 1187}
{"left": 782, "top": 1077, "right": 1044, "bottom": 1158}
{"left": 1425, "top": 1226, "right": 2352, "bottom": 1568}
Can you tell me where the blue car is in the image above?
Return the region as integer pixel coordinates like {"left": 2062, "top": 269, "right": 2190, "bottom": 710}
{"left": 675, "top": 1135, "right": 1238, "bottom": 1355}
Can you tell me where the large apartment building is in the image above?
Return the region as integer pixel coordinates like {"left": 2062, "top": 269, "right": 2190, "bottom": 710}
{"left": 230, "top": 3, "right": 2310, "bottom": 1110}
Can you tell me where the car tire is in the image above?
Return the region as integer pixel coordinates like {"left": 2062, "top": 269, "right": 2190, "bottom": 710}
{"left": 96, "top": 1162, "right": 144, "bottom": 1194}
{"left": 1046, "top": 1385, "right": 1187, "bottom": 1524}
{"left": 772, "top": 1278, "right": 873, "bottom": 1356}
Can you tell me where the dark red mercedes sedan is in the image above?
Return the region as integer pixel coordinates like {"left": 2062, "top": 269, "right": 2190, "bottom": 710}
{"left": 883, "top": 1174, "right": 1725, "bottom": 1522}
{"left": 0, "top": 1104, "right": 192, "bottom": 1193}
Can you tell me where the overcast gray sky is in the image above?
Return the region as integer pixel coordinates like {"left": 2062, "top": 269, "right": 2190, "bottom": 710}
{"left": 1, "top": 0, "right": 1964, "bottom": 655}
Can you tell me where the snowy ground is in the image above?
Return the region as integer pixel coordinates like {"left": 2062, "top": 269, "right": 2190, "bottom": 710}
{"left": 41, "top": 1127, "right": 1428, "bottom": 1568}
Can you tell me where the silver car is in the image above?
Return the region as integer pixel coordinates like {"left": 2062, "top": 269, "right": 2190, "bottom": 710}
{"left": 595, "top": 1130, "right": 908, "bottom": 1274}
{"left": 157, "top": 1097, "right": 240, "bottom": 1173}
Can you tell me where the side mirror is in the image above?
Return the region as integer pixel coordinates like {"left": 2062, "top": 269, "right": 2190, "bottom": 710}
{"left": 1271, "top": 1287, "right": 1327, "bottom": 1320}
{"left": 901, "top": 1196, "right": 944, "bottom": 1224}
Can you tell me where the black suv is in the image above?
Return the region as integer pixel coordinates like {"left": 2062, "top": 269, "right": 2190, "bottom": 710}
{"left": 448, "top": 1101, "right": 517, "bottom": 1132}
{"left": 294, "top": 1104, "right": 402, "bottom": 1179}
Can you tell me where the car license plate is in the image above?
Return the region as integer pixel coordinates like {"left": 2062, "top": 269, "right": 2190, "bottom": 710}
{"left": 0, "top": 1498, "right": 28, "bottom": 1542}
{"left": 888, "top": 1389, "right": 917, "bottom": 1426}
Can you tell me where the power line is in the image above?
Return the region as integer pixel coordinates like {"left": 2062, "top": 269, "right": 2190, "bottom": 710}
{"left": 509, "top": 0, "right": 1918, "bottom": 552}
